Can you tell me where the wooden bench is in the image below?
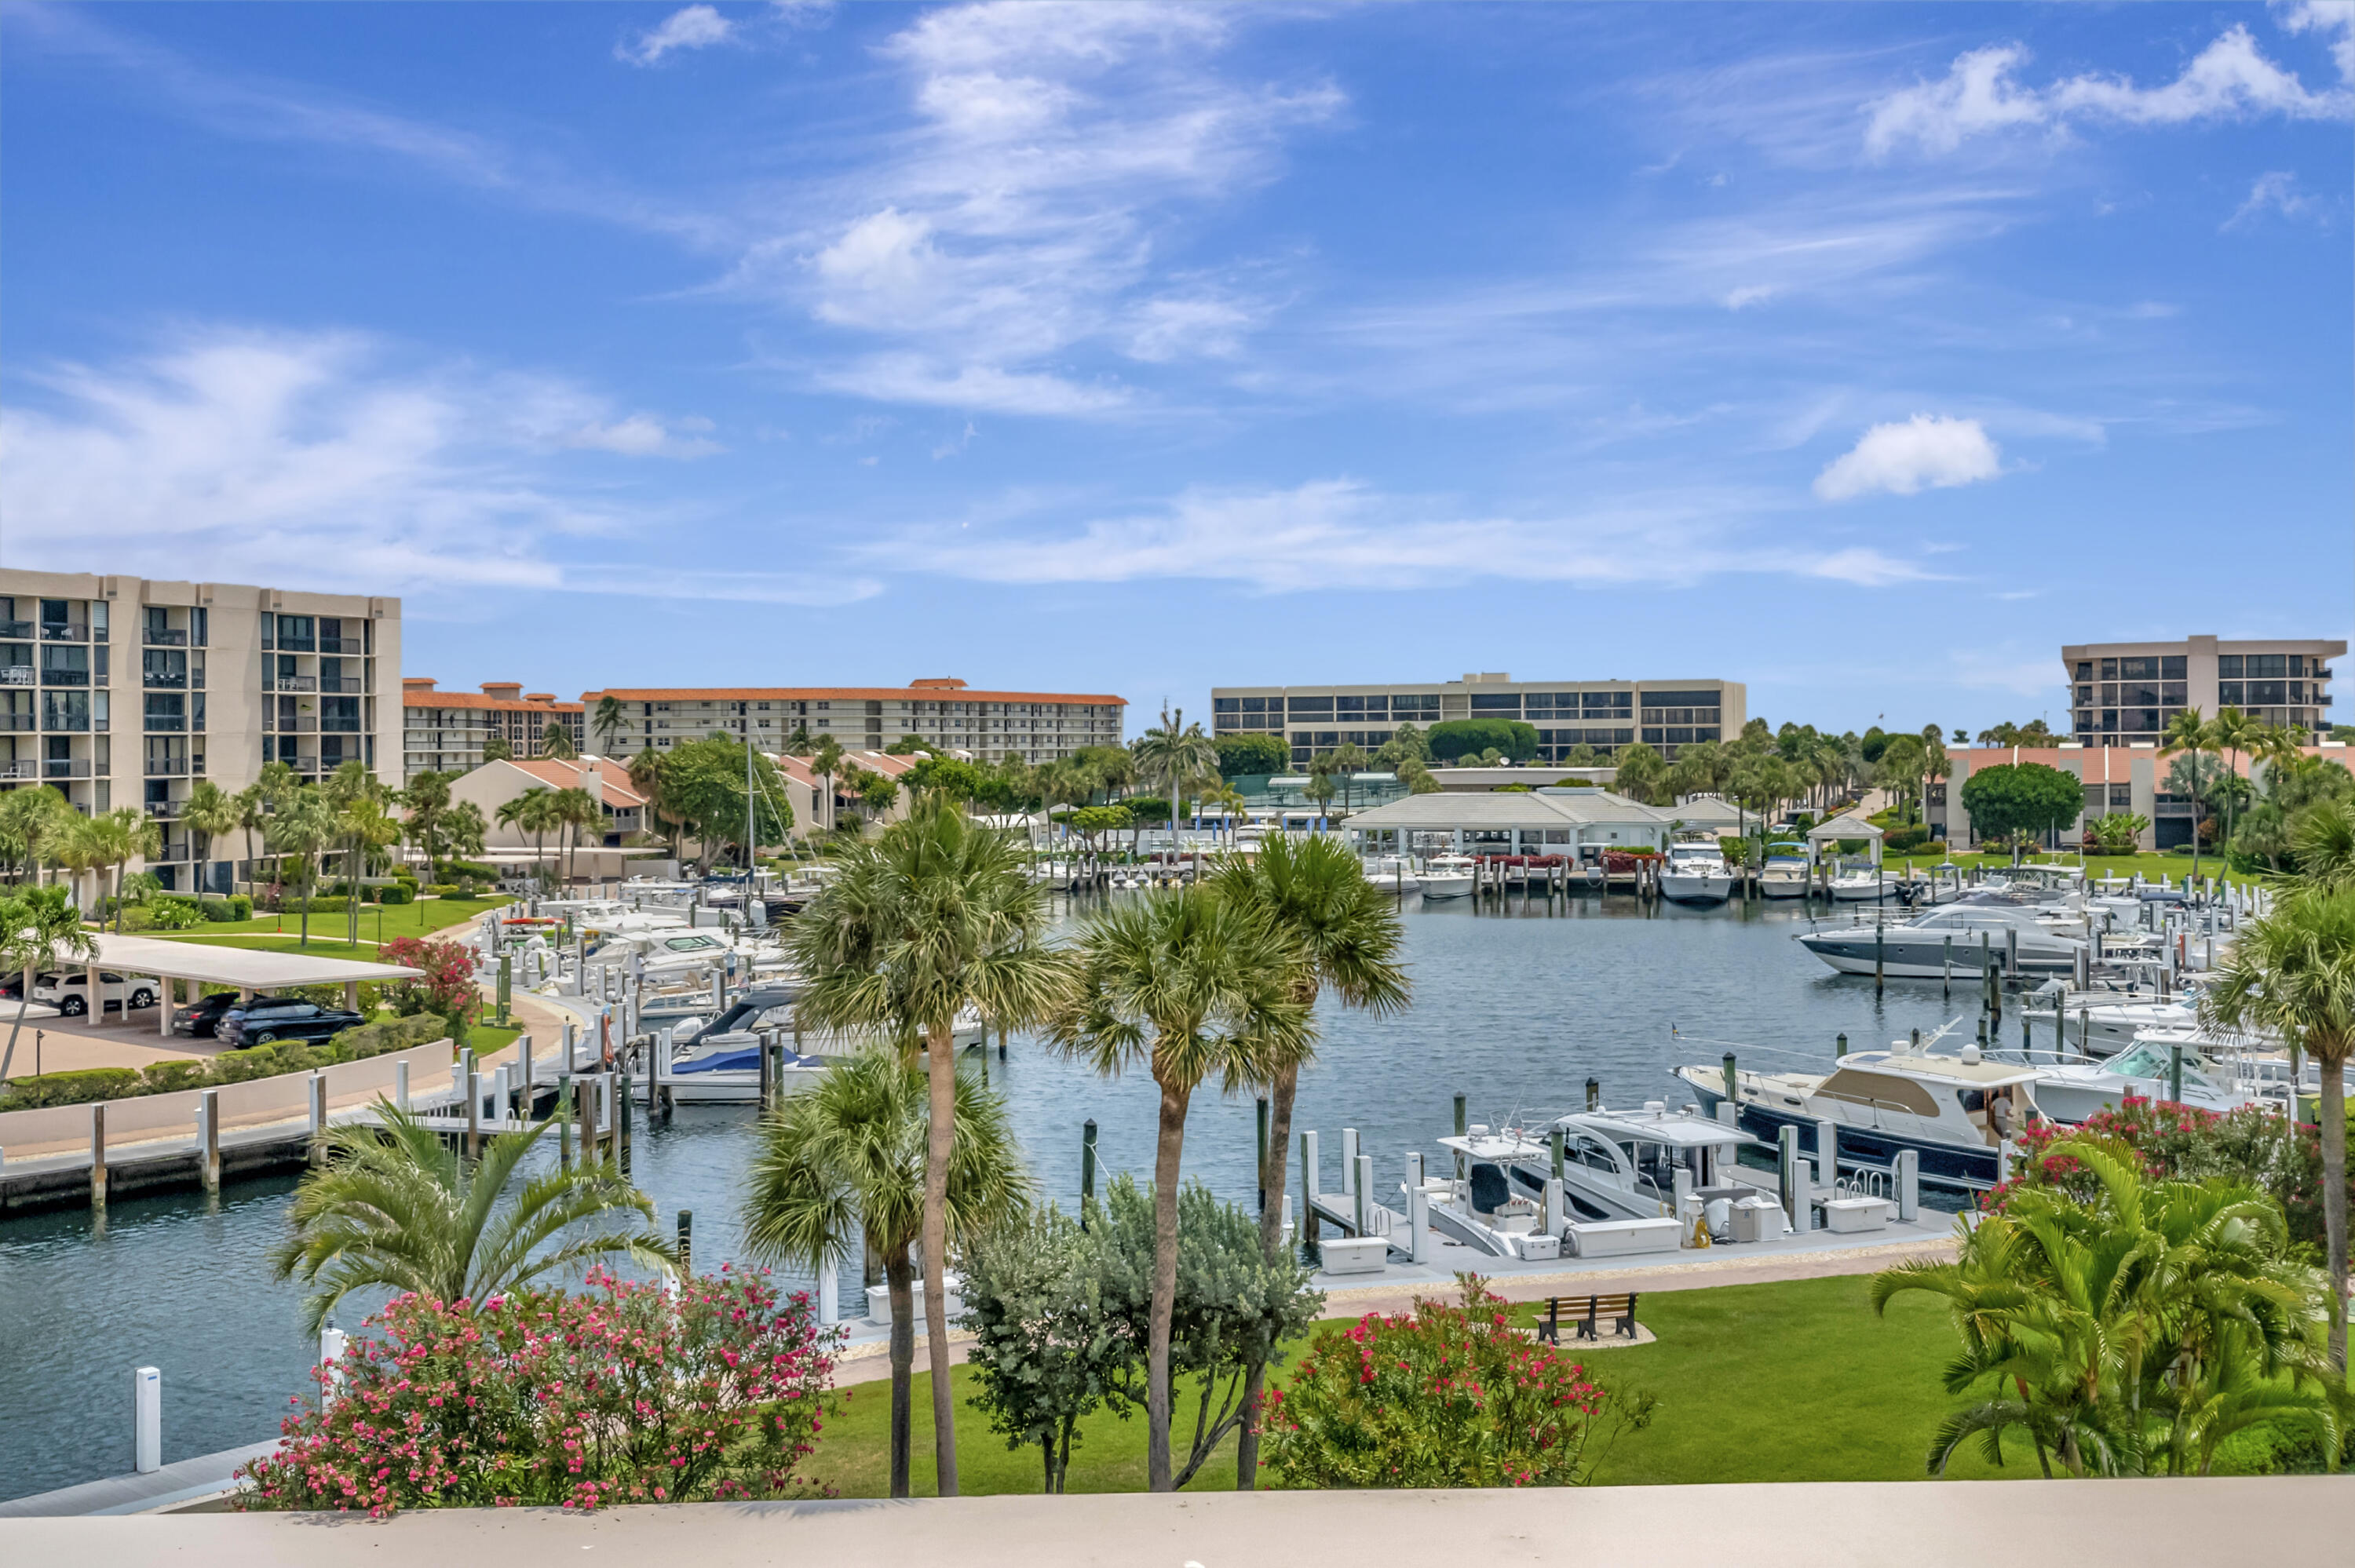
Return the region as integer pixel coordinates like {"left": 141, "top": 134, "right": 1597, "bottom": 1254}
{"left": 1535, "top": 1293, "right": 1639, "bottom": 1344}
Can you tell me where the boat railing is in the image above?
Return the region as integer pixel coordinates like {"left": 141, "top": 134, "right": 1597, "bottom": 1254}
{"left": 1836, "top": 1165, "right": 1893, "bottom": 1201}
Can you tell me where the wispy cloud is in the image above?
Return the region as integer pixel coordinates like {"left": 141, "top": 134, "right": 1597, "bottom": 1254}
{"left": 857, "top": 479, "right": 1946, "bottom": 593}
{"left": 618, "top": 5, "right": 737, "bottom": 67}
{"left": 0, "top": 327, "right": 773, "bottom": 596}
{"left": 2225, "top": 170, "right": 2320, "bottom": 228}
{"left": 1866, "top": 25, "right": 2351, "bottom": 158}
{"left": 1814, "top": 415, "right": 2002, "bottom": 501}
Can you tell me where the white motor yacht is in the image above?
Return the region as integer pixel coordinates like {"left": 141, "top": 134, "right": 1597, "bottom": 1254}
{"left": 1678, "top": 1042, "right": 2044, "bottom": 1189}
{"left": 2030, "top": 1039, "right": 2276, "bottom": 1125}
{"left": 1827, "top": 866, "right": 1897, "bottom": 902}
{"left": 1796, "top": 894, "right": 2087, "bottom": 979}
{"left": 1659, "top": 840, "right": 1736, "bottom": 906}
{"left": 1363, "top": 855, "right": 1421, "bottom": 895}
{"left": 1418, "top": 853, "right": 1477, "bottom": 900}
{"left": 1758, "top": 843, "right": 1812, "bottom": 899}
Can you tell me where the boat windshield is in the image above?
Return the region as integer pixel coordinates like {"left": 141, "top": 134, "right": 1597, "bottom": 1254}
{"left": 2107, "top": 1042, "right": 2218, "bottom": 1088}
{"left": 663, "top": 935, "right": 726, "bottom": 953}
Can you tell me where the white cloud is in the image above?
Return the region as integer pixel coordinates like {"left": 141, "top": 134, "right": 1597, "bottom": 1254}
{"left": 813, "top": 356, "right": 1130, "bottom": 417}
{"left": 858, "top": 480, "right": 1944, "bottom": 593}
{"left": 2279, "top": 1, "right": 2355, "bottom": 83}
{"left": 1813, "top": 415, "right": 2002, "bottom": 501}
{"left": 2225, "top": 170, "right": 2317, "bottom": 228}
{"left": 618, "top": 5, "right": 736, "bottom": 67}
{"left": 0, "top": 327, "right": 767, "bottom": 597}
{"left": 1867, "top": 27, "right": 2350, "bottom": 157}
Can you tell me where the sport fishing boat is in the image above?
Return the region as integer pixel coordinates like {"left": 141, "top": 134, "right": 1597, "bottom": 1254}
{"left": 1827, "top": 865, "right": 1896, "bottom": 902}
{"left": 2028, "top": 1039, "right": 2276, "bottom": 1125}
{"left": 1677, "top": 1041, "right": 2043, "bottom": 1189}
{"left": 1417, "top": 853, "right": 1476, "bottom": 900}
{"left": 641, "top": 986, "right": 992, "bottom": 1103}
{"left": 1363, "top": 855, "right": 1421, "bottom": 895}
{"left": 1758, "top": 842, "right": 1813, "bottom": 899}
{"left": 1659, "top": 840, "right": 1736, "bottom": 906}
{"left": 1795, "top": 894, "right": 2087, "bottom": 979}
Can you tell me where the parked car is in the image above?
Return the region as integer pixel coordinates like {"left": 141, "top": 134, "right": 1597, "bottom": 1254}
{"left": 175, "top": 990, "right": 291, "bottom": 1039}
{"left": 32, "top": 971, "right": 158, "bottom": 1017}
{"left": 219, "top": 997, "right": 366, "bottom": 1048}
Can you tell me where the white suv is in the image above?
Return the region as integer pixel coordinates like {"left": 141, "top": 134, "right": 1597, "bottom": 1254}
{"left": 31, "top": 971, "right": 158, "bottom": 1017}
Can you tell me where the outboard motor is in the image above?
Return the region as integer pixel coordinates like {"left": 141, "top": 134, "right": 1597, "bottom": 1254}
{"left": 1468, "top": 1162, "right": 1510, "bottom": 1216}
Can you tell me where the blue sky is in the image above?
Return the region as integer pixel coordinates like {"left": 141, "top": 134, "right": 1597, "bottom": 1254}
{"left": 3, "top": 2, "right": 2349, "bottom": 735}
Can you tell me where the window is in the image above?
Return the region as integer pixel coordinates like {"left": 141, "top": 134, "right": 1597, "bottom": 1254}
{"left": 2099, "top": 658, "right": 2118, "bottom": 680}
{"left": 2219, "top": 681, "right": 2244, "bottom": 705}
{"left": 2160, "top": 655, "right": 2185, "bottom": 679}
{"left": 1391, "top": 694, "right": 1440, "bottom": 716}
{"left": 2073, "top": 661, "right": 2093, "bottom": 680}
{"left": 41, "top": 645, "right": 89, "bottom": 686}
{"left": 2160, "top": 682, "right": 2185, "bottom": 704}
{"left": 1639, "top": 689, "right": 1721, "bottom": 708}
{"left": 1583, "top": 691, "right": 1632, "bottom": 714}
{"left": 2110, "top": 784, "right": 2132, "bottom": 809}
{"left": 2248, "top": 680, "right": 2287, "bottom": 706}
{"left": 2247, "top": 654, "right": 2288, "bottom": 679}
{"left": 2122, "top": 683, "right": 2160, "bottom": 706}
{"left": 1287, "top": 696, "right": 1333, "bottom": 717}
{"left": 1469, "top": 693, "right": 1521, "bottom": 712}
{"left": 276, "top": 615, "right": 315, "bottom": 651}
{"left": 1213, "top": 698, "right": 1239, "bottom": 713}
{"left": 2218, "top": 655, "right": 2242, "bottom": 678}
{"left": 144, "top": 694, "right": 186, "bottom": 731}
{"left": 2119, "top": 656, "right": 2160, "bottom": 680}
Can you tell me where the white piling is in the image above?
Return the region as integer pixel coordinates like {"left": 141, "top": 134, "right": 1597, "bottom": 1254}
{"left": 1408, "top": 1182, "right": 1432, "bottom": 1264}
{"left": 816, "top": 1262, "right": 840, "bottom": 1326}
{"left": 1778, "top": 1125, "right": 1808, "bottom": 1233}
{"left": 1895, "top": 1149, "right": 1920, "bottom": 1222}
{"left": 1353, "top": 1152, "right": 1374, "bottom": 1238}
{"left": 1302, "top": 1130, "right": 1320, "bottom": 1202}
{"left": 394, "top": 1060, "right": 411, "bottom": 1111}
{"left": 319, "top": 1326, "right": 349, "bottom": 1408}
{"left": 1543, "top": 1176, "right": 1565, "bottom": 1237}
{"left": 133, "top": 1366, "right": 162, "bottom": 1474}
{"left": 1338, "top": 1128, "right": 1360, "bottom": 1197}
{"left": 1815, "top": 1118, "right": 1839, "bottom": 1192}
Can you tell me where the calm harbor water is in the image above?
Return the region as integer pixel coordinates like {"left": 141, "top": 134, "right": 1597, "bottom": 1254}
{"left": 0, "top": 893, "right": 1973, "bottom": 1501}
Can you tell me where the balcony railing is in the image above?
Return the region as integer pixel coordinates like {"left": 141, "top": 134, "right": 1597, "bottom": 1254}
{"left": 144, "top": 672, "right": 188, "bottom": 689}
{"left": 145, "top": 717, "right": 187, "bottom": 733}
{"left": 275, "top": 715, "right": 320, "bottom": 733}
{"left": 0, "top": 760, "right": 38, "bottom": 780}
{"left": 0, "top": 667, "right": 31, "bottom": 687}
{"left": 146, "top": 799, "right": 186, "bottom": 819}
{"left": 318, "top": 636, "right": 363, "bottom": 654}
{"left": 41, "top": 622, "right": 88, "bottom": 642}
{"left": 319, "top": 718, "right": 363, "bottom": 734}
{"left": 320, "top": 676, "right": 363, "bottom": 694}
{"left": 143, "top": 629, "right": 189, "bottom": 647}
{"left": 41, "top": 671, "right": 89, "bottom": 687}
{"left": 0, "top": 620, "right": 30, "bottom": 640}
{"left": 45, "top": 759, "right": 93, "bottom": 779}
{"left": 144, "top": 758, "right": 190, "bottom": 778}
{"left": 267, "top": 675, "right": 318, "bottom": 693}
{"left": 0, "top": 714, "right": 31, "bottom": 732}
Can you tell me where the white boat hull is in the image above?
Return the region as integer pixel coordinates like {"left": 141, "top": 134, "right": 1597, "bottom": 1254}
{"left": 1758, "top": 870, "right": 1810, "bottom": 899}
{"left": 1659, "top": 870, "right": 1736, "bottom": 905}
{"left": 1419, "top": 873, "right": 1474, "bottom": 899}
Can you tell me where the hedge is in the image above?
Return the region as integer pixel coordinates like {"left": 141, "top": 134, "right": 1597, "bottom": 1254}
{"left": 0, "top": 1067, "right": 144, "bottom": 1110}
{"left": 0, "top": 1013, "right": 455, "bottom": 1110}
{"left": 378, "top": 882, "right": 415, "bottom": 905}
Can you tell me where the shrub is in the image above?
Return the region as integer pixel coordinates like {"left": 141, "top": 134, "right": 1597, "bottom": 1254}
{"left": 326, "top": 1012, "right": 453, "bottom": 1062}
{"left": 438, "top": 859, "right": 498, "bottom": 883}
{"left": 379, "top": 937, "right": 483, "bottom": 1034}
{"left": 209, "top": 1045, "right": 296, "bottom": 1084}
{"left": 140, "top": 1059, "right": 210, "bottom": 1095}
{"left": 1261, "top": 1276, "right": 1652, "bottom": 1488}
{"left": 0, "top": 1067, "right": 143, "bottom": 1111}
{"left": 378, "top": 882, "right": 415, "bottom": 906}
{"left": 229, "top": 894, "right": 254, "bottom": 920}
{"left": 425, "top": 884, "right": 461, "bottom": 898}
{"left": 142, "top": 895, "right": 210, "bottom": 931}
{"left": 239, "top": 1267, "right": 838, "bottom": 1514}
{"left": 1884, "top": 826, "right": 1932, "bottom": 853}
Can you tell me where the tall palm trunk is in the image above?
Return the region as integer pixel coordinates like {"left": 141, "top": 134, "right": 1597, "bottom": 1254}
{"left": 2323, "top": 1043, "right": 2349, "bottom": 1372}
{"left": 1239, "top": 1055, "right": 1304, "bottom": 1490}
{"left": 883, "top": 1244, "right": 916, "bottom": 1498}
{"left": 921, "top": 1019, "right": 960, "bottom": 1496}
{"left": 1148, "top": 1074, "right": 1192, "bottom": 1492}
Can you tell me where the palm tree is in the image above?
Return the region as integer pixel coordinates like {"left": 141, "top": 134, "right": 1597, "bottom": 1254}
{"left": 2202, "top": 884, "right": 2355, "bottom": 1370}
{"left": 1134, "top": 706, "right": 1217, "bottom": 847}
{"left": 785, "top": 796, "right": 1073, "bottom": 1497}
{"left": 740, "top": 1048, "right": 1028, "bottom": 1497}
{"left": 0, "top": 785, "right": 74, "bottom": 886}
{"left": 0, "top": 884, "right": 99, "bottom": 1082}
{"left": 810, "top": 737, "right": 845, "bottom": 837}
{"left": 76, "top": 808, "right": 160, "bottom": 933}
{"left": 1047, "top": 886, "right": 1309, "bottom": 1492}
{"left": 178, "top": 779, "right": 240, "bottom": 895}
{"left": 271, "top": 787, "right": 337, "bottom": 947}
{"left": 540, "top": 721, "right": 578, "bottom": 761}
{"left": 1611, "top": 742, "right": 1669, "bottom": 806}
{"left": 2209, "top": 706, "right": 2262, "bottom": 860}
{"left": 553, "top": 784, "right": 601, "bottom": 885}
{"left": 590, "top": 695, "right": 628, "bottom": 755}
{"left": 1207, "top": 834, "right": 1408, "bottom": 1486}
{"left": 2160, "top": 708, "right": 2211, "bottom": 875}
{"left": 336, "top": 793, "right": 404, "bottom": 945}
{"left": 272, "top": 1103, "right": 674, "bottom": 1334}
{"left": 514, "top": 787, "right": 561, "bottom": 887}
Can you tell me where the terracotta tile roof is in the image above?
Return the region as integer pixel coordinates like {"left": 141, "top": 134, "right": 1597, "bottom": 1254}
{"left": 578, "top": 686, "right": 1124, "bottom": 706}
{"left": 404, "top": 688, "right": 582, "bottom": 713}
{"left": 501, "top": 757, "right": 646, "bottom": 808}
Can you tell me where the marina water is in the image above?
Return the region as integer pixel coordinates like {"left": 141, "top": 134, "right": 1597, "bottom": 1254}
{"left": 0, "top": 894, "right": 1975, "bottom": 1500}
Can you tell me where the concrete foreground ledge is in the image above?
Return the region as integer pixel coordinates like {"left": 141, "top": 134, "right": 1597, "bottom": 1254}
{"left": 2, "top": 1477, "right": 2343, "bottom": 1566}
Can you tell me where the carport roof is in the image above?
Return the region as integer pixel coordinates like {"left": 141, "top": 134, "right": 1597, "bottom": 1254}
{"left": 83, "top": 934, "right": 423, "bottom": 988}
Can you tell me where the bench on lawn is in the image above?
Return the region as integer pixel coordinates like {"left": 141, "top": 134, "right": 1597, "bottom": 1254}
{"left": 1535, "top": 1293, "right": 1639, "bottom": 1344}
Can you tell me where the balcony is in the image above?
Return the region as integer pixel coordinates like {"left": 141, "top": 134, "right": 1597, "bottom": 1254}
{"left": 267, "top": 675, "right": 318, "bottom": 693}
{"left": 320, "top": 676, "right": 363, "bottom": 694}
{"left": 41, "top": 622, "right": 89, "bottom": 642}
{"left": 143, "top": 629, "right": 189, "bottom": 647}
{"left": 0, "top": 620, "right": 30, "bottom": 640}
{"left": 144, "top": 757, "right": 189, "bottom": 778}
{"left": 45, "top": 759, "right": 93, "bottom": 779}
{"left": 1, "top": 667, "right": 31, "bottom": 687}
{"left": 0, "top": 713, "right": 31, "bottom": 733}
{"left": 274, "top": 715, "right": 321, "bottom": 734}
{"left": 318, "top": 636, "right": 363, "bottom": 654}
{"left": 144, "top": 672, "right": 188, "bottom": 689}
{"left": 0, "top": 760, "right": 38, "bottom": 781}
{"left": 145, "top": 717, "right": 187, "bottom": 733}
{"left": 146, "top": 799, "right": 186, "bottom": 820}
{"left": 41, "top": 670, "right": 89, "bottom": 688}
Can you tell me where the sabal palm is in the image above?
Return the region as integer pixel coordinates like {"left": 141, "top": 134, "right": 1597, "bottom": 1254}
{"left": 272, "top": 1103, "right": 674, "bottom": 1334}
{"left": 78, "top": 808, "right": 160, "bottom": 933}
{"left": 180, "top": 780, "right": 241, "bottom": 891}
{"left": 1047, "top": 885, "right": 1309, "bottom": 1492}
{"left": 553, "top": 785, "right": 601, "bottom": 884}
{"left": 785, "top": 795, "right": 1072, "bottom": 1497}
{"left": 740, "top": 1048, "right": 1028, "bottom": 1497}
{"left": 0, "top": 884, "right": 98, "bottom": 1082}
{"left": 591, "top": 694, "right": 627, "bottom": 754}
{"left": 2292, "top": 799, "right": 2355, "bottom": 890}
{"left": 540, "top": 722, "right": 578, "bottom": 761}
{"left": 2160, "top": 709, "right": 2211, "bottom": 872}
{"left": 2208, "top": 706, "right": 2262, "bottom": 856}
{"left": 337, "top": 795, "right": 404, "bottom": 944}
{"left": 2201, "top": 884, "right": 2355, "bottom": 1369}
{"left": 271, "top": 788, "right": 337, "bottom": 947}
{"left": 1134, "top": 706, "right": 1217, "bottom": 834}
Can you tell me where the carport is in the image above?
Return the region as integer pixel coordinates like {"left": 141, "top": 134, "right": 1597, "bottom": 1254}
{"left": 40, "top": 934, "right": 423, "bottom": 1037}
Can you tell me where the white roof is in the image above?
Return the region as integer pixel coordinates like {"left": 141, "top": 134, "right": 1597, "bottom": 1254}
{"left": 1554, "top": 1108, "right": 1758, "bottom": 1149}
{"left": 1345, "top": 789, "right": 1673, "bottom": 832}
{"left": 1809, "top": 814, "right": 1884, "bottom": 841}
{"left": 88, "top": 933, "right": 422, "bottom": 988}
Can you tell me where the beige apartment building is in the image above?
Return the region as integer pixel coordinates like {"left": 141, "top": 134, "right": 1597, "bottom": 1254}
{"left": 2064, "top": 634, "right": 2342, "bottom": 748}
{"left": 1213, "top": 673, "right": 1747, "bottom": 766}
{"left": 0, "top": 570, "right": 400, "bottom": 894}
{"left": 575, "top": 678, "right": 1126, "bottom": 765}
{"left": 402, "top": 679, "right": 583, "bottom": 780}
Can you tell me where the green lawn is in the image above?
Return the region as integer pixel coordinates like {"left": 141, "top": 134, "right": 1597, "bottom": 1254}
{"left": 804, "top": 1275, "right": 2007, "bottom": 1498}
{"left": 133, "top": 896, "right": 513, "bottom": 955}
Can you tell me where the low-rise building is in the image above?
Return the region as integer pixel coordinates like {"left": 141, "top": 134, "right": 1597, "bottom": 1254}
{"left": 0, "top": 568, "right": 400, "bottom": 894}
{"left": 2063, "top": 634, "right": 2342, "bottom": 748}
{"left": 1928, "top": 739, "right": 2352, "bottom": 851}
{"left": 401, "top": 679, "right": 582, "bottom": 779}
{"left": 1340, "top": 786, "right": 1685, "bottom": 857}
{"left": 1213, "top": 673, "right": 1746, "bottom": 766}
{"left": 578, "top": 678, "right": 1124, "bottom": 766}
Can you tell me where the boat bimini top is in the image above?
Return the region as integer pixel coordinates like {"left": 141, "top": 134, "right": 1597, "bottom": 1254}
{"left": 1546, "top": 1103, "right": 1761, "bottom": 1153}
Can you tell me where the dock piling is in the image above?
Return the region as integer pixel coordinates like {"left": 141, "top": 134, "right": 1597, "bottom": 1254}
{"left": 676, "top": 1210, "right": 693, "bottom": 1277}
{"left": 1338, "top": 1129, "right": 1360, "bottom": 1198}
{"left": 1255, "top": 1097, "right": 1269, "bottom": 1214}
{"left": 1895, "top": 1149, "right": 1919, "bottom": 1221}
{"left": 1080, "top": 1118, "right": 1098, "bottom": 1218}
{"left": 89, "top": 1103, "right": 107, "bottom": 1209}
{"left": 1353, "top": 1153, "right": 1373, "bottom": 1238}
{"left": 1776, "top": 1125, "right": 1805, "bottom": 1233}
{"left": 1721, "top": 1053, "right": 1736, "bottom": 1108}
{"left": 198, "top": 1089, "right": 220, "bottom": 1192}
{"left": 465, "top": 1071, "right": 480, "bottom": 1161}
{"left": 133, "top": 1366, "right": 161, "bottom": 1475}
{"left": 1585, "top": 1076, "right": 1599, "bottom": 1112}
{"left": 394, "top": 1060, "right": 410, "bottom": 1112}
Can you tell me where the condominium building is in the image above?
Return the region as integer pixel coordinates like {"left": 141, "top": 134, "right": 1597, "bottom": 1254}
{"left": 0, "top": 570, "right": 400, "bottom": 892}
{"left": 401, "top": 679, "right": 584, "bottom": 780}
{"left": 2063, "top": 635, "right": 2343, "bottom": 748}
{"left": 575, "top": 678, "right": 1126, "bottom": 765}
{"left": 1212, "top": 673, "right": 1747, "bottom": 766}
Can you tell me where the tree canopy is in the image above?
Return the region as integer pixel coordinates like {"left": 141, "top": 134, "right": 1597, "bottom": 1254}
{"left": 1424, "top": 718, "right": 1539, "bottom": 764}
{"left": 1959, "top": 761, "right": 2085, "bottom": 843}
{"left": 1213, "top": 733, "right": 1290, "bottom": 779}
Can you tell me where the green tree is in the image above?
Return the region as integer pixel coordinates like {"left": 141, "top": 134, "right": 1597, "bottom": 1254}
{"left": 2160, "top": 708, "right": 2213, "bottom": 877}
{"left": 480, "top": 734, "right": 513, "bottom": 763}
{"left": 741, "top": 1047, "right": 1028, "bottom": 1498}
{"left": 885, "top": 733, "right": 929, "bottom": 756}
{"left": 0, "top": 884, "right": 98, "bottom": 1082}
{"left": 272, "top": 787, "right": 337, "bottom": 946}
{"left": 1048, "top": 887, "right": 1309, "bottom": 1492}
{"left": 1611, "top": 742, "right": 1670, "bottom": 805}
{"left": 591, "top": 694, "right": 628, "bottom": 754}
{"left": 1134, "top": 706, "right": 1218, "bottom": 838}
{"left": 1875, "top": 734, "right": 1929, "bottom": 825}
{"left": 180, "top": 779, "right": 242, "bottom": 888}
{"left": 2207, "top": 706, "right": 2263, "bottom": 857}
{"left": 1375, "top": 723, "right": 1429, "bottom": 768}
{"left": 553, "top": 784, "right": 603, "bottom": 884}
{"left": 900, "top": 756, "right": 985, "bottom": 806}
{"left": 959, "top": 1203, "right": 1127, "bottom": 1494}
{"left": 1958, "top": 762, "right": 2085, "bottom": 851}
{"left": 785, "top": 797, "right": 1073, "bottom": 1496}
{"left": 539, "top": 722, "right": 577, "bottom": 761}
{"left": 0, "top": 786, "right": 76, "bottom": 886}
{"left": 2202, "top": 884, "right": 2355, "bottom": 1370}
{"left": 73, "top": 806, "right": 161, "bottom": 933}
{"left": 1214, "top": 733, "right": 1290, "bottom": 779}
{"left": 272, "top": 1103, "right": 674, "bottom": 1335}
{"left": 1209, "top": 833, "right": 1408, "bottom": 1485}
{"left": 1424, "top": 718, "right": 1539, "bottom": 765}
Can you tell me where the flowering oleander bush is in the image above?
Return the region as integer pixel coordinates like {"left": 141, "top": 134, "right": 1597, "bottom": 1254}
{"left": 1258, "top": 1276, "right": 1652, "bottom": 1489}
{"left": 1993, "top": 1096, "right": 2355, "bottom": 1252}
{"left": 239, "top": 1267, "right": 840, "bottom": 1514}
{"left": 378, "top": 936, "right": 482, "bottom": 1037}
